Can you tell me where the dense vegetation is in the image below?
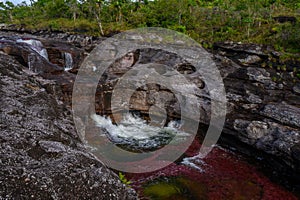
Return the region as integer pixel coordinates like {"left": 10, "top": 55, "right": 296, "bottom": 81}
{"left": 0, "top": 0, "right": 299, "bottom": 52}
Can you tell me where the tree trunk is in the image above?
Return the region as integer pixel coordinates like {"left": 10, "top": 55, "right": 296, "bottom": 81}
{"left": 93, "top": 10, "right": 104, "bottom": 36}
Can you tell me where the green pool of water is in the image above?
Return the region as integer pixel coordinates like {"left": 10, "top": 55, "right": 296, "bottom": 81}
{"left": 143, "top": 177, "right": 207, "bottom": 200}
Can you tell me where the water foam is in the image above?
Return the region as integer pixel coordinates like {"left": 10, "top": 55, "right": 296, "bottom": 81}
{"left": 91, "top": 113, "right": 189, "bottom": 150}
{"left": 17, "top": 39, "right": 49, "bottom": 60}
{"left": 181, "top": 156, "right": 207, "bottom": 172}
{"left": 92, "top": 113, "right": 188, "bottom": 140}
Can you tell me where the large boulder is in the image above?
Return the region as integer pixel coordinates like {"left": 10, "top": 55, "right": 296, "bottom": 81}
{"left": 0, "top": 52, "right": 136, "bottom": 199}
{"left": 213, "top": 42, "right": 300, "bottom": 173}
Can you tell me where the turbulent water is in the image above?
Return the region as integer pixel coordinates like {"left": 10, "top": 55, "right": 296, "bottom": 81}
{"left": 16, "top": 39, "right": 49, "bottom": 60}
{"left": 92, "top": 114, "right": 190, "bottom": 151}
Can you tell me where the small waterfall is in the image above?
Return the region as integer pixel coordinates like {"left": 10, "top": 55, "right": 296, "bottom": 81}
{"left": 17, "top": 39, "right": 49, "bottom": 60}
{"left": 91, "top": 114, "right": 188, "bottom": 151}
{"left": 63, "top": 52, "right": 73, "bottom": 71}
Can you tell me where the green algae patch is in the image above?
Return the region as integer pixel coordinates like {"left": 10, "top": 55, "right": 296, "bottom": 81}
{"left": 143, "top": 177, "right": 207, "bottom": 200}
{"left": 144, "top": 183, "right": 181, "bottom": 199}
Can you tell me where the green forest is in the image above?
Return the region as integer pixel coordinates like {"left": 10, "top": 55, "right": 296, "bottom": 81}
{"left": 0, "top": 0, "right": 299, "bottom": 52}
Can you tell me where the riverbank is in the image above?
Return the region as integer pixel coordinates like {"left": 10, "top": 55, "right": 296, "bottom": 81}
{"left": 0, "top": 28, "right": 299, "bottom": 199}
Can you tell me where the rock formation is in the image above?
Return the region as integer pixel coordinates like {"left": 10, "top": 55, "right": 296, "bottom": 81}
{"left": 213, "top": 42, "right": 300, "bottom": 173}
{"left": 0, "top": 45, "right": 136, "bottom": 199}
{"left": 0, "top": 28, "right": 299, "bottom": 193}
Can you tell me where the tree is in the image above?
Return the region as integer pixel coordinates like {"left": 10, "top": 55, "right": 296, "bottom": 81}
{"left": 67, "top": 0, "right": 79, "bottom": 22}
{"left": 0, "top": 1, "right": 15, "bottom": 22}
{"left": 88, "top": 0, "right": 104, "bottom": 35}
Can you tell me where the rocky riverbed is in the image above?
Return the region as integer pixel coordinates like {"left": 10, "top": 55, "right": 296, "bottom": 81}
{"left": 0, "top": 32, "right": 136, "bottom": 199}
{"left": 0, "top": 27, "right": 299, "bottom": 199}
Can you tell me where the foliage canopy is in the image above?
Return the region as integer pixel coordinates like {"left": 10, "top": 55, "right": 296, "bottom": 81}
{"left": 0, "top": 0, "right": 299, "bottom": 52}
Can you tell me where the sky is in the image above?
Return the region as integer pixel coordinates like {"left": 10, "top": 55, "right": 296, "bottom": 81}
{"left": 1, "top": 0, "right": 146, "bottom": 6}
{"left": 0, "top": 0, "right": 31, "bottom": 5}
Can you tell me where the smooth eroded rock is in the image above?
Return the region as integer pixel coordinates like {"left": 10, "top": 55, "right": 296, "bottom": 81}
{"left": 0, "top": 53, "right": 137, "bottom": 199}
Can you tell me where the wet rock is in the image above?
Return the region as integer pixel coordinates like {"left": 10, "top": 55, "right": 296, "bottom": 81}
{"left": 293, "top": 84, "right": 300, "bottom": 94}
{"left": 0, "top": 53, "right": 137, "bottom": 199}
{"left": 233, "top": 119, "right": 300, "bottom": 167}
{"left": 40, "top": 38, "right": 85, "bottom": 71}
{"left": 0, "top": 37, "right": 62, "bottom": 73}
{"left": 0, "top": 26, "right": 103, "bottom": 50}
{"left": 213, "top": 42, "right": 300, "bottom": 173}
{"left": 94, "top": 48, "right": 211, "bottom": 124}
